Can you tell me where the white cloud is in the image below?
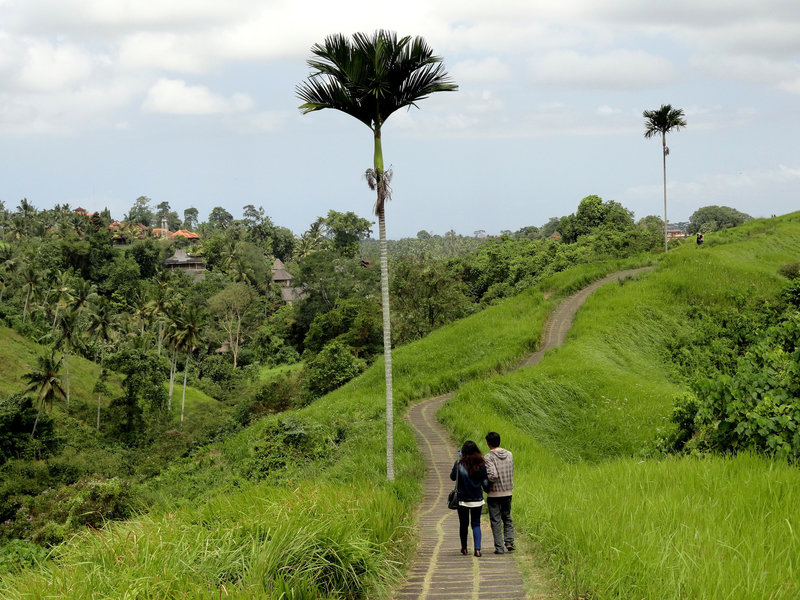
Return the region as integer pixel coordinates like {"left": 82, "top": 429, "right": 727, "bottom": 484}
{"left": 141, "top": 78, "right": 254, "bottom": 115}
{"left": 119, "top": 32, "right": 211, "bottom": 73}
{"left": 451, "top": 57, "right": 511, "bottom": 84}
{"left": 18, "top": 40, "right": 94, "bottom": 91}
{"left": 528, "top": 50, "right": 678, "bottom": 89}
{"left": 691, "top": 54, "right": 800, "bottom": 90}
{"left": 0, "top": 78, "right": 139, "bottom": 134}
{"left": 623, "top": 164, "right": 800, "bottom": 220}
{"left": 597, "top": 105, "right": 622, "bottom": 116}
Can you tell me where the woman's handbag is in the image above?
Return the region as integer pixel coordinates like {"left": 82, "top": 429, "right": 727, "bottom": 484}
{"left": 447, "top": 462, "right": 460, "bottom": 509}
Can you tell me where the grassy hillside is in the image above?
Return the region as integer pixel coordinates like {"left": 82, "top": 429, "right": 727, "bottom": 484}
{"left": 0, "top": 252, "right": 652, "bottom": 597}
{"left": 3, "top": 214, "right": 797, "bottom": 598}
{"left": 0, "top": 326, "right": 222, "bottom": 430}
{"left": 441, "top": 212, "right": 800, "bottom": 599}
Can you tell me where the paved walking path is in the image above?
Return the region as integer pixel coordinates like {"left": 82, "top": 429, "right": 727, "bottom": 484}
{"left": 394, "top": 268, "right": 651, "bottom": 600}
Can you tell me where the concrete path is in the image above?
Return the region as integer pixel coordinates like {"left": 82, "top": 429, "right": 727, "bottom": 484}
{"left": 394, "top": 268, "right": 651, "bottom": 600}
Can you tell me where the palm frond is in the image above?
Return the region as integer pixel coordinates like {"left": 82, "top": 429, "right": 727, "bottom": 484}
{"left": 297, "top": 30, "right": 457, "bottom": 129}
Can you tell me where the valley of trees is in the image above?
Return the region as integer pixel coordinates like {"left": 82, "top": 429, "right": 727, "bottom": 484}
{"left": 2, "top": 193, "right": 786, "bottom": 583}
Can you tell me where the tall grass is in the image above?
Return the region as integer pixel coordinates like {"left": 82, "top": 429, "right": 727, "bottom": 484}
{"left": 2, "top": 256, "right": 647, "bottom": 597}
{"left": 441, "top": 213, "right": 800, "bottom": 599}
{"left": 0, "top": 483, "right": 406, "bottom": 599}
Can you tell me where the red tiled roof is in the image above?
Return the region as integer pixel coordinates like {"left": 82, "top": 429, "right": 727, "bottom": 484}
{"left": 170, "top": 229, "right": 200, "bottom": 239}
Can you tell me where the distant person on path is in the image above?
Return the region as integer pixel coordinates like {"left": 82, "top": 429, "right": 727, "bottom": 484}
{"left": 484, "top": 431, "right": 515, "bottom": 554}
{"left": 450, "top": 440, "right": 489, "bottom": 557}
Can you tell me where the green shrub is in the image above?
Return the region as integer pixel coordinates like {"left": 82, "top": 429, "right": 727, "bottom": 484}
{"left": 674, "top": 312, "right": 800, "bottom": 460}
{"left": 234, "top": 369, "right": 304, "bottom": 426}
{"left": 0, "top": 540, "right": 49, "bottom": 575}
{"left": 2, "top": 476, "right": 137, "bottom": 547}
{"left": 0, "top": 395, "right": 59, "bottom": 465}
{"left": 304, "top": 340, "right": 365, "bottom": 399}
{"left": 244, "top": 415, "right": 340, "bottom": 482}
{"left": 778, "top": 261, "right": 800, "bottom": 280}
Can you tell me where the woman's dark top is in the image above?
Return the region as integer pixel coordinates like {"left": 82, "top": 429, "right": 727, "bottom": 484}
{"left": 450, "top": 461, "right": 489, "bottom": 502}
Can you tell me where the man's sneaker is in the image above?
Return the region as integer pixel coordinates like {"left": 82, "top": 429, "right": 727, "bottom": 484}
{"left": 494, "top": 549, "right": 504, "bottom": 554}
{"left": 505, "top": 545, "right": 515, "bottom": 552}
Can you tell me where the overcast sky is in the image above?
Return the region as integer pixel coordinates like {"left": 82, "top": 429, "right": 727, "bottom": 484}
{"left": 1, "top": 0, "right": 798, "bottom": 238}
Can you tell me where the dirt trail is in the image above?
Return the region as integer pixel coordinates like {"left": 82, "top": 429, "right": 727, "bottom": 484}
{"left": 394, "top": 268, "right": 651, "bottom": 600}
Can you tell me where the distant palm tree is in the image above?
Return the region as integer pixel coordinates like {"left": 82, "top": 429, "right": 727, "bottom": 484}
{"left": 48, "top": 270, "right": 74, "bottom": 328}
{"left": 172, "top": 305, "right": 204, "bottom": 424}
{"left": 52, "top": 308, "right": 81, "bottom": 407}
{"left": 20, "top": 264, "right": 39, "bottom": 323}
{"left": 643, "top": 104, "right": 687, "bottom": 252}
{"left": 71, "top": 278, "right": 97, "bottom": 314}
{"left": 86, "top": 296, "right": 119, "bottom": 361}
{"left": 297, "top": 30, "right": 457, "bottom": 480}
{"left": 23, "top": 352, "right": 66, "bottom": 437}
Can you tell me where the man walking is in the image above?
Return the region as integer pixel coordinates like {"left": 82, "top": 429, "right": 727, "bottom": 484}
{"left": 484, "top": 431, "right": 515, "bottom": 554}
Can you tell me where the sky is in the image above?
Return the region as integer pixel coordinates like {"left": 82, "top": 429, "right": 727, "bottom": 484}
{"left": 1, "top": 0, "right": 799, "bottom": 239}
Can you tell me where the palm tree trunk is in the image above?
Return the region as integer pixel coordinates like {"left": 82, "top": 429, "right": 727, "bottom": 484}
{"left": 169, "top": 349, "right": 177, "bottom": 410}
{"left": 378, "top": 206, "right": 395, "bottom": 482}
{"left": 373, "top": 124, "right": 395, "bottom": 482}
{"left": 31, "top": 404, "right": 43, "bottom": 437}
{"left": 662, "top": 131, "right": 668, "bottom": 253}
{"left": 23, "top": 287, "right": 31, "bottom": 322}
{"left": 181, "top": 356, "right": 189, "bottom": 424}
{"left": 64, "top": 353, "right": 70, "bottom": 408}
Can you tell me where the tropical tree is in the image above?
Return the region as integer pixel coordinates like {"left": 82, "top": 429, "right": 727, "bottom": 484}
{"left": 51, "top": 308, "right": 80, "bottom": 407}
{"left": 208, "top": 282, "right": 257, "bottom": 368}
{"left": 22, "top": 352, "right": 66, "bottom": 437}
{"left": 173, "top": 305, "right": 204, "bottom": 424}
{"left": 86, "top": 295, "right": 119, "bottom": 361}
{"left": 643, "top": 104, "right": 687, "bottom": 252}
{"left": 183, "top": 207, "right": 199, "bottom": 230}
{"left": 297, "top": 30, "right": 457, "bottom": 480}
{"left": 47, "top": 269, "right": 74, "bottom": 328}
{"left": 20, "top": 263, "right": 40, "bottom": 323}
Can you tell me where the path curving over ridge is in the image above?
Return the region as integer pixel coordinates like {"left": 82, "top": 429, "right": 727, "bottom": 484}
{"left": 394, "top": 268, "right": 651, "bottom": 600}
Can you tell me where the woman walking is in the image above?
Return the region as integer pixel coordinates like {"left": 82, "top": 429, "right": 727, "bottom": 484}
{"left": 450, "top": 440, "right": 489, "bottom": 557}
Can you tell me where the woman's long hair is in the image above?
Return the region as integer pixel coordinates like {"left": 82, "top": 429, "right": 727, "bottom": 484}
{"left": 459, "top": 440, "right": 484, "bottom": 476}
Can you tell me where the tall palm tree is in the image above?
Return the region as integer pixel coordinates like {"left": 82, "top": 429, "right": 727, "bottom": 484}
{"left": 297, "top": 30, "right": 457, "bottom": 481}
{"left": 20, "top": 263, "right": 40, "bottom": 323}
{"left": 52, "top": 308, "right": 80, "bottom": 407}
{"left": 172, "top": 305, "right": 204, "bottom": 424}
{"left": 48, "top": 270, "right": 74, "bottom": 328}
{"left": 86, "top": 295, "right": 119, "bottom": 361}
{"left": 23, "top": 352, "right": 66, "bottom": 437}
{"left": 643, "top": 104, "right": 687, "bottom": 252}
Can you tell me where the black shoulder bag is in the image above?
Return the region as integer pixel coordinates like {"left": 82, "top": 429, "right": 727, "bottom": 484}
{"left": 447, "top": 461, "right": 460, "bottom": 510}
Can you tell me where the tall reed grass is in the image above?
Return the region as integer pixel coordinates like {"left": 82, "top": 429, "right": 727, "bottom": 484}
{"left": 441, "top": 214, "right": 800, "bottom": 599}
{"left": 3, "top": 252, "right": 644, "bottom": 596}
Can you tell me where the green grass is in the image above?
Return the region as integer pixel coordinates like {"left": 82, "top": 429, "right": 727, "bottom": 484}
{"left": 258, "top": 362, "right": 303, "bottom": 381}
{"left": 5, "top": 213, "right": 797, "bottom": 598}
{"left": 2, "top": 255, "right": 648, "bottom": 597}
{"left": 441, "top": 213, "right": 800, "bottom": 599}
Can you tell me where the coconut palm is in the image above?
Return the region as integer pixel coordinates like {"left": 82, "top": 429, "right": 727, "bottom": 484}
{"left": 51, "top": 308, "right": 81, "bottom": 407}
{"left": 643, "top": 104, "right": 687, "bottom": 252}
{"left": 172, "top": 305, "right": 204, "bottom": 424}
{"left": 48, "top": 269, "right": 74, "bottom": 328}
{"left": 71, "top": 278, "right": 97, "bottom": 314}
{"left": 23, "top": 352, "right": 66, "bottom": 437}
{"left": 86, "top": 295, "right": 119, "bottom": 361}
{"left": 297, "top": 30, "right": 457, "bottom": 481}
{"left": 20, "top": 263, "right": 40, "bottom": 323}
